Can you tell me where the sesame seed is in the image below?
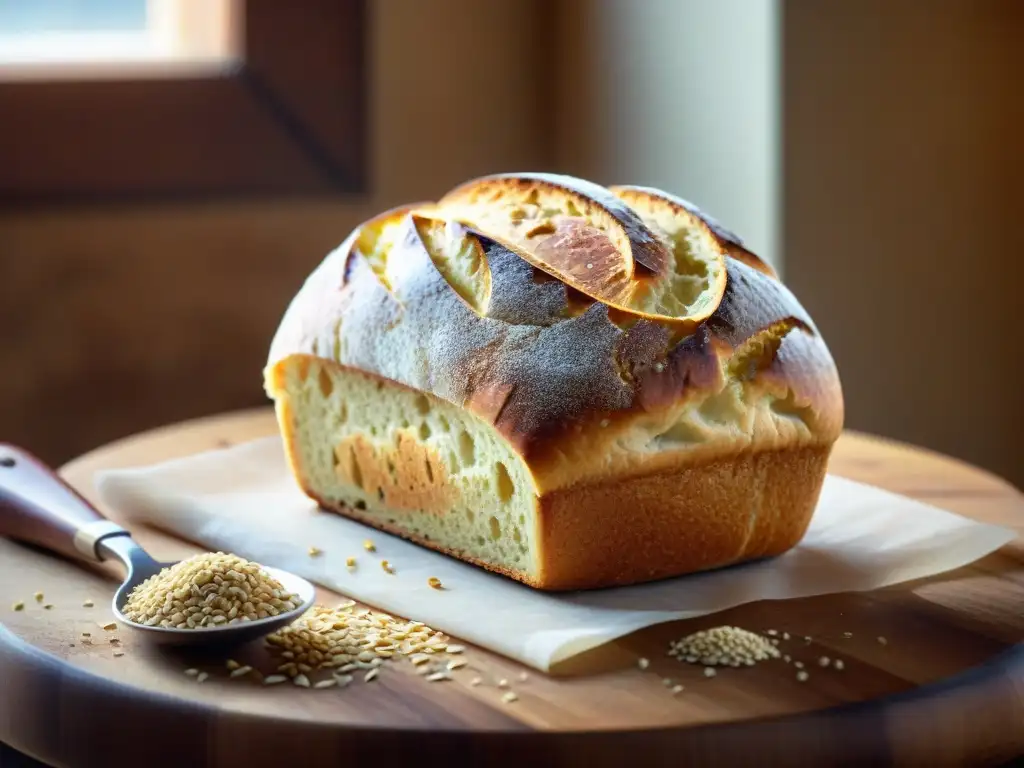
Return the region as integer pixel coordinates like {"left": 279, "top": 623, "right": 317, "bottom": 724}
{"left": 797, "top": 670, "right": 809, "bottom": 682}
{"left": 497, "top": 678, "right": 509, "bottom": 688}
{"left": 767, "top": 629, "right": 778, "bottom": 636}
{"left": 113, "top": 651, "right": 124, "bottom": 658}
{"left": 196, "top": 672, "right": 209, "bottom": 683}
{"left": 470, "top": 676, "right": 482, "bottom": 686}
{"left": 637, "top": 657, "right": 650, "bottom": 670}
{"left": 447, "top": 659, "right": 468, "bottom": 671}
{"left": 83, "top": 599, "right": 94, "bottom": 608}
{"left": 783, "top": 655, "right": 791, "bottom": 663}
{"left": 843, "top": 632, "right": 852, "bottom": 639}
{"left": 878, "top": 636, "right": 888, "bottom": 646}
{"left": 11, "top": 602, "right": 24, "bottom": 611}
{"left": 314, "top": 679, "right": 338, "bottom": 689}
{"left": 794, "top": 661, "right": 805, "bottom": 669}
{"left": 263, "top": 675, "right": 287, "bottom": 685}
{"left": 293, "top": 674, "right": 311, "bottom": 688}
{"left": 818, "top": 656, "right": 830, "bottom": 667}
{"left": 445, "top": 644, "right": 466, "bottom": 654}
{"left": 363, "top": 540, "right": 376, "bottom": 552}
{"left": 229, "top": 665, "right": 253, "bottom": 679}
{"left": 502, "top": 691, "right": 518, "bottom": 704}
{"left": 783, "top": 632, "right": 790, "bottom": 640}
{"left": 426, "top": 671, "right": 451, "bottom": 682}
{"left": 834, "top": 659, "right": 845, "bottom": 670}
{"left": 704, "top": 668, "right": 716, "bottom": 678}
{"left": 668, "top": 626, "right": 781, "bottom": 668}
{"left": 364, "top": 668, "right": 379, "bottom": 682}
{"left": 671, "top": 684, "right": 684, "bottom": 695}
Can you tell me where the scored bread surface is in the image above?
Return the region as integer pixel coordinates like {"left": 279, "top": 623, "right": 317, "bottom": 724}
{"left": 265, "top": 173, "right": 844, "bottom": 590}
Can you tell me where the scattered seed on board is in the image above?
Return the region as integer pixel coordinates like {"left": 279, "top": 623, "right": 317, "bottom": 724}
{"left": 797, "top": 670, "right": 809, "bottom": 682}
{"left": 662, "top": 678, "right": 674, "bottom": 687}
{"left": 363, "top": 540, "right": 376, "bottom": 552}
{"left": 671, "top": 684, "right": 684, "bottom": 695}
{"left": 83, "top": 599, "right": 94, "bottom": 608}
{"left": 263, "top": 675, "right": 287, "bottom": 685}
{"left": 470, "top": 677, "right": 482, "bottom": 686}
{"left": 428, "top": 577, "right": 443, "bottom": 589}
{"left": 346, "top": 557, "right": 357, "bottom": 568}
{"left": 229, "top": 665, "right": 253, "bottom": 679}
{"left": 381, "top": 560, "right": 394, "bottom": 574}
{"left": 783, "top": 655, "right": 792, "bottom": 663}
{"left": 426, "top": 672, "right": 451, "bottom": 682}
{"left": 637, "top": 657, "right": 650, "bottom": 670}
{"left": 767, "top": 629, "right": 778, "bottom": 636}
{"left": 314, "top": 679, "right": 338, "bottom": 689}
{"left": 878, "top": 636, "right": 888, "bottom": 646}
{"left": 843, "top": 631, "right": 852, "bottom": 639}
{"left": 100, "top": 622, "right": 117, "bottom": 631}
{"left": 447, "top": 659, "right": 468, "bottom": 671}
{"left": 446, "top": 644, "right": 465, "bottom": 654}
{"left": 669, "top": 626, "right": 780, "bottom": 668}
{"left": 704, "top": 668, "right": 717, "bottom": 678}
{"left": 184, "top": 668, "right": 199, "bottom": 677}
{"left": 834, "top": 659, "right": 845, "bottom": 670}
{"left": 196, "top": 672, "right": 209, "bottom": 683}
{"left": 226, "top": 659, "right": 240, "bottom": 671}
{"left": 43, "top": 604, "right": 54, "bottom": 610}
{"left": 293, "top": 674, "right": 311, "bottom": 688}
{"left": 497, "top": 678, "right": 509, "bottom": 689}
{"left": 11, "top": 602, "right": 23, "bottom": 611}
{"left": 502, "top": 691, "right": 518, "bottom": 704}
{"left": 308, "top": 546, "right": 322, "bottom": 557}
{"left": 113, "top": 651, "right": 124, "bottom": 658}
{"left": 364, "top": 669, "right": 379, "bottom": 683}
{"left": 518, "top": 671, "right": 529, "bottom": 682}
{"left": 818, "top": 656, "right": 830, "bottom": 667}
{"left": 794, "top": 661, "right": 805, "bottom": 669}
{"left": 783, "top": 632, "right": 791, "bottom": 640}
{"left": 33, "top": 592, "right": 43, "bottom": 603}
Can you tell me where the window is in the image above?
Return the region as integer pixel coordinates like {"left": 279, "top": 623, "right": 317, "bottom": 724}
{"left": 0, "top": 0, "right": 367, "bottom": 204}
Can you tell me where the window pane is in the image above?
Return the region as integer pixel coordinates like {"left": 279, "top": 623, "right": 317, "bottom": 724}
{"left": 0, "top": 0, "right": 146, "bottom": 35}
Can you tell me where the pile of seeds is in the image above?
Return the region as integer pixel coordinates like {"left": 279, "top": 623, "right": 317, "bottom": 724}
{"left": 263, "top": 601, "right": 463, "bottom": 686}
{"left": 122, "top": 551, "right": 301, "bottom": 629}
{"left": 668, "top": 626, "right": 781, "bottom": 667}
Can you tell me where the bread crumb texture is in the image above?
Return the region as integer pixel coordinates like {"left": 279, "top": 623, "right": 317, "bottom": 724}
{"left": 265, "top": 173, "right": 844, "bottom": 590}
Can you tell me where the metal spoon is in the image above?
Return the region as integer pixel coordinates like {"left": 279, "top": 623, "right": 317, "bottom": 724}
{"left": 0, "top": 443, "right": 315, "bottom": 646}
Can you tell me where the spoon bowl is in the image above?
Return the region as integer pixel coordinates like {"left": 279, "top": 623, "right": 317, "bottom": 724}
{"left": 0, "top": 443, "right": 316, "bottom": 647}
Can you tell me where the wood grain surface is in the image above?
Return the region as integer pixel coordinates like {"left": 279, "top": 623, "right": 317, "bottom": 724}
{"left": 0, "top": 408, "right": 1022, "bottom": 768}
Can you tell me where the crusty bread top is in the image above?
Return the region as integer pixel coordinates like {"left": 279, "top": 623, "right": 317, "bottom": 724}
{"left": 267, "top": 173, "right": 844, "bottom": 493}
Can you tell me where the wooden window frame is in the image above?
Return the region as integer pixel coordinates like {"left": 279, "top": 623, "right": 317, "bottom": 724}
{"left": 0, "top": 0, "right": 367, "bottom": 205}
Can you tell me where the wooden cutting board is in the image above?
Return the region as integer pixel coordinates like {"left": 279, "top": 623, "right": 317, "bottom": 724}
{"left": 1, "top": 408, "right": 1022, "bottom": 768}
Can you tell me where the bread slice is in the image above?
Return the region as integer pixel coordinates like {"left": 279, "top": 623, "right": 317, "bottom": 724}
{"left": 265, "top": 173, "right": 844, "bottom": 591}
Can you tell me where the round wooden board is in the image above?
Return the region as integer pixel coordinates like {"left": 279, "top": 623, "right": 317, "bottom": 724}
{"left": 1, "top": 409, "right": 1023, "bottom": 768}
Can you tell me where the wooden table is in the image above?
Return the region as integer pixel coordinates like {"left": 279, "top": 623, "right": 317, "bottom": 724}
{"left": 1, "top": 408, "right": 1022, "bottom": 768}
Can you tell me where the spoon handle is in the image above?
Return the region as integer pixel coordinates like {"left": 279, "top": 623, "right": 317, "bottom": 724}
{"left": 0, "top": 443, "right": 131, "bottom": 562}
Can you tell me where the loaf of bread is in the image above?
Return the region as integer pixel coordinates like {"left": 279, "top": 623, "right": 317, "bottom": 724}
{"left": 264, "top": 173, "right": 844, "bottom": 591}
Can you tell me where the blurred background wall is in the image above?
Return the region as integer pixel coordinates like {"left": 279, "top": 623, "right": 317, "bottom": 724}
{"left": 1, "top": 0, "right": 1021, "bottom": 486}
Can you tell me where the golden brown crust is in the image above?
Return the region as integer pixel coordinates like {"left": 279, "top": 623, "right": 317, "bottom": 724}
{"left": 535, "top": 445, "right": 832, "bottom": 591}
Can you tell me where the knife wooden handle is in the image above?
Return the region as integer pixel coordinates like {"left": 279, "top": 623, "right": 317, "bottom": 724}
{"left": 0, "top": 443, "right": 128, "bottom": 562}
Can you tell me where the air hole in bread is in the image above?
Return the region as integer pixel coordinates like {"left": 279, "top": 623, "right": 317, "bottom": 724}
{"left": 438, "top": 415, "right": 450, "bottom": 432}
{"left": 449, "top": 450, "right": 460, "bottom": 473}
{"left": 354, "top": 499, "right": 367, "bottom": 511}
{"left": 495, "top": 462, "right": 515, "bottom": 503}
{"left": 414, "top": 394, "right": 431, "bottom": 415}
{"left": 488, "top": 515, "right": 501, "bottom": 540}
{"left": 419, "top": 422, "right": 431, "bottom": 440}
{"left": 653, "top": 417, "right": 705, "bottom": 448}
{"left": 350, "top": 448, "right": 364, "bottom": 489}
{"left": 297, "top": 358, "right": 311, "bottom": 382}
{"left": 465, "top": 508, "right": 475, "bottom": 523}
{"left": 425, "top": 458, "right": 434, "bottom": 483}
{"left": 377, "top": 487, "right": 385, "bottom": 501}
{"left": 458, "top": 431, "right": 476, "bottom": 466}
{"left": 331, "top": 450, "right": 340, "bottom": 469}
{"left": 338, "top": 402, "right": 348, "bottom": 423}
{"left": 386, "top": 458, "right": 396, "bottom": 478}
{"left": 318, "top": 368, "right": 333, "bottom": 398}
{"left": 512, "top": 527, "right": 522, "bottom": 544}
{"left": 400, "top": 418, "right": 410, "bottom": 429}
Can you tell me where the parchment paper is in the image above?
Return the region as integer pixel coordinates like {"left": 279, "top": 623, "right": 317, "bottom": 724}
{"left": 94, "top": 436, "right": 1015, "bottom": 671}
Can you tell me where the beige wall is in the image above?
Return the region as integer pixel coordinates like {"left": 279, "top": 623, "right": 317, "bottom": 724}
{"left": 784, "top": 0, "right": 1023, "bottom": 486}
{"left": 0, "top": 0, "right": 549, "bottom": 464}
